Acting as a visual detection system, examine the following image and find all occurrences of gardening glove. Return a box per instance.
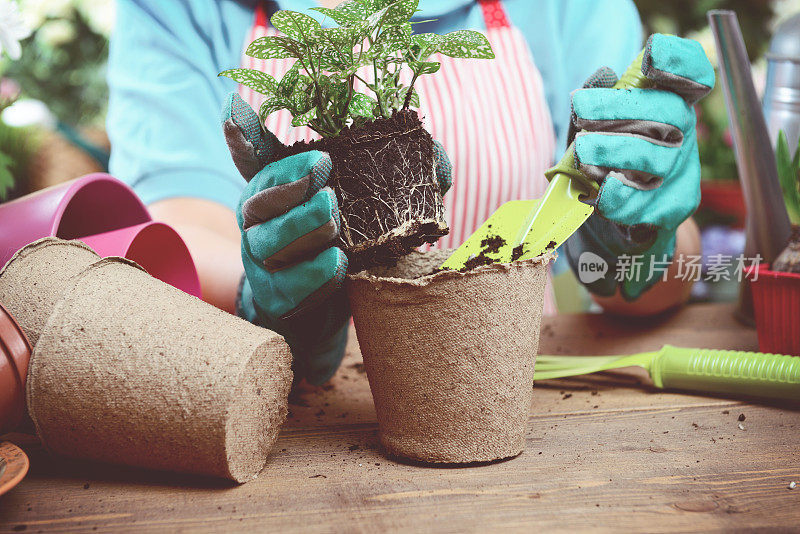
[223,93,453,384]
[562,34,715,300]
[223,92,348,385]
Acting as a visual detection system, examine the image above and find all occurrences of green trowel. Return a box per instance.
[535,345,800,402]
[440,52,649,271]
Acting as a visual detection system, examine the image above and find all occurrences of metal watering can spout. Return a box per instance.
[708,10,792,322]
[763,13,800,150]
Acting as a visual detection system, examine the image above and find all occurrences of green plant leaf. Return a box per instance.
[371,23,412,57]
[0,152,14,201]
[348,93,378,117]
[271,10,321,41]
[435,30,494,59]
[277,64,303,97]
[410,60,440,75]
[336,0,370,20]
[292,108,317,127]
[368,0,418,29]
[310,7,359,25]
[218,68,278,96]
[793,135,800,171]
[260,98,289,121]
[246,35,301,59]
[776,130,800,224]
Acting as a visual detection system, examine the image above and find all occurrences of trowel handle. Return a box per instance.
[651,345,800,401]
[544,51,651,197]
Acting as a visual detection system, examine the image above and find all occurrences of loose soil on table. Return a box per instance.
[280,110,447,272]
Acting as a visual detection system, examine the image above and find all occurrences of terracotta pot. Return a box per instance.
[0,302,31,434]
[750,263,800,356]
[347,249,553,464]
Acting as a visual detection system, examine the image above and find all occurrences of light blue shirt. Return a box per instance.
[107,0,642,210]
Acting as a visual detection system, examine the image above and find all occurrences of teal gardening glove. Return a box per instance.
[222,93,452,384]
[563,34,715,300]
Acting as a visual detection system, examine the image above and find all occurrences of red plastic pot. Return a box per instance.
[700,180,747,228]
[749,263,800,356]
[0,302,31,434]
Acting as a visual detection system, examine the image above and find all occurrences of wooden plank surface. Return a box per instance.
[1,303,798,532]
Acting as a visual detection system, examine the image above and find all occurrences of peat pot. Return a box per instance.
[0,238,293,482]
[347,249,553,463]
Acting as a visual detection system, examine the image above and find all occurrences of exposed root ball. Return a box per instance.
[282,110,448,271]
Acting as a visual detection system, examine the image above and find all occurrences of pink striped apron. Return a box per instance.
[239,0,557,313]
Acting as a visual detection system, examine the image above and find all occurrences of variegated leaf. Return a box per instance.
[246,35,300,59]
[277,66,300,98]
[309,7,359,25]
[271,10,321,41]
[292,108,317,127]
[259,98,288,121]
[218,68,278,96]
[371,23,411,57]
[336,0,370,20]
[411,60,439,75]
[434,30,494,59]
[349,93,377,117]
[379,0,418,28]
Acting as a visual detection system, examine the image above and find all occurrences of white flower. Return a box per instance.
[0,0,32,60]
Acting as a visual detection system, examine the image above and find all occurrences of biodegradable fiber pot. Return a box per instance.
[347,249,553,464]
[0,238,293,482]
[282,110,448,271]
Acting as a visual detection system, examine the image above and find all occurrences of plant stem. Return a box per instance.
[404,72,419,109]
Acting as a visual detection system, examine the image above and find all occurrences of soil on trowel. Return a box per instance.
[279,110,447,272]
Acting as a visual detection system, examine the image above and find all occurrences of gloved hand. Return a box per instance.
[562,34,715,300]
[222,93,452,384]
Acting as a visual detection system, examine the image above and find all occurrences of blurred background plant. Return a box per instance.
[0,0,38,201]
[632,0,800,303]
[0,0,113,199]
[4,0,113,128]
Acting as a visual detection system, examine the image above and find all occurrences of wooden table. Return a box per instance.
[1,303,798,532]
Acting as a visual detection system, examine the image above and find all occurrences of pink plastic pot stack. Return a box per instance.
[0,174,201,298]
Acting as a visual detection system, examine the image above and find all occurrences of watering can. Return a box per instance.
[763,12,800,151]
[708,10,793,322]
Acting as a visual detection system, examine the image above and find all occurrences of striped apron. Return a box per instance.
[239,0,557,313]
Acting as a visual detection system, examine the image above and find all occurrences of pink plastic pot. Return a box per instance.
[0,174,150,269]
[80,223,202,298]
[0,302,31,434]
[0,174,201,298]
[749,263,800,356]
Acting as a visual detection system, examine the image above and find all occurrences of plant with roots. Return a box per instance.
[220,0,494,137]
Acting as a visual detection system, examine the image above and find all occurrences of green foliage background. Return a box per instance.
[3,6,108,127]
[634,0,777,181]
